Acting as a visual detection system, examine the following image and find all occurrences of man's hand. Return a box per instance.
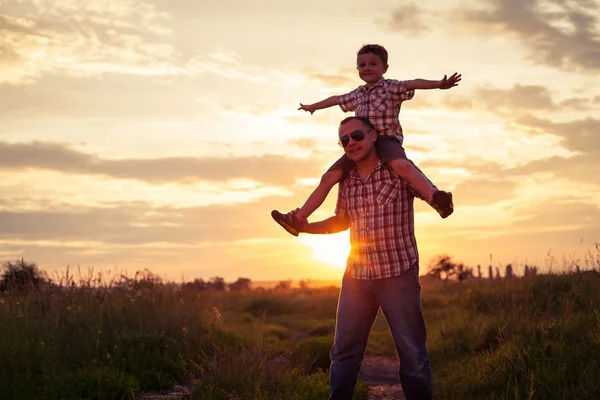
[298,103,317,114]
[439,73,461,90]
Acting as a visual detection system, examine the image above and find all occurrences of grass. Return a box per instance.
[0,262,599,399]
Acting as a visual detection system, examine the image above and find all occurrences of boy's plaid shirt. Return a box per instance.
[337,78,415,142]
[335,162,419,280]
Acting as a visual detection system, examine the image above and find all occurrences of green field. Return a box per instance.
[1,261,599,399]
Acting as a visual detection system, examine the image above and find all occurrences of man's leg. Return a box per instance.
[375,267,433,400]
[329,274,379,400]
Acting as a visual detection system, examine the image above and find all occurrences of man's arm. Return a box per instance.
[298,96,339,114]
[406,73,461,91]
[302,215,350,234]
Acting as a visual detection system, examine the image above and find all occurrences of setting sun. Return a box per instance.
[299,231,351,269]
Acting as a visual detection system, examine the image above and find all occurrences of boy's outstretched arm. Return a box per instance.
[406,73,461,91]
[302,215,350,234]
[298,95,339,114]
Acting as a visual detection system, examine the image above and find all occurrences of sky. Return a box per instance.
[0,0,599,283]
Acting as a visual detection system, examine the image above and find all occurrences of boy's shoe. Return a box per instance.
[271,210,301,237]
[431,191,453,219]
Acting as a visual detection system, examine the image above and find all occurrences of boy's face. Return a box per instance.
[357,53,388,86]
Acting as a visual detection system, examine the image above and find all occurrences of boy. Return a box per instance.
[272,44,461,236]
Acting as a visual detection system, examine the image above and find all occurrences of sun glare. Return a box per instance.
[299,231,351,269]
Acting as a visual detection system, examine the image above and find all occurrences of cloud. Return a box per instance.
[469,115,599,186]
[458,0,600,73]
[287,137,320,150]
[196,50,303,86]
[452,178,518,206]
[381,0,600,73]
[515,115,600,153]
[446,84,595,115]
[300,69,358,90]
[0,0,199,84]
[0,141,324,185]
[0,179,336,245]
[377,2,428,36]
[511,197,600,230]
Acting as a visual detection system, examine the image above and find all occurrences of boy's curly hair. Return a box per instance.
[357,44,388,65]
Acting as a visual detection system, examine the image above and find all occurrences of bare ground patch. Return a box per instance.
[359,356,405,400]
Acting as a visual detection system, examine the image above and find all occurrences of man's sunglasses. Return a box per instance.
[338,130,366,147]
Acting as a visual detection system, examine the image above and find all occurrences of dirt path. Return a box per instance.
[359,356,405,400]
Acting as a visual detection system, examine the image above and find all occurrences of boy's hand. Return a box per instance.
[298,103,317,114]
[439,73,462,90]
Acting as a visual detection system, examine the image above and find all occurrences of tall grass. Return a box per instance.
[423,272,600,399]
[1,261,599,399]
[0,270,365,399]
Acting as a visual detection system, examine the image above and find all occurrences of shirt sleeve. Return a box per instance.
[389,79,415,102]
[335,179,348,219]
[337,87,361,113]
[385,165,424,201]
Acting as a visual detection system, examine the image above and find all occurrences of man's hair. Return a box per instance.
[339,116,375,131]
[357,44,388,65]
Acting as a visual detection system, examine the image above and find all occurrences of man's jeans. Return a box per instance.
[329,266,433,400]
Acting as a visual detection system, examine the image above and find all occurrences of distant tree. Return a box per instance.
[274,279,292,291]
[495,267,501,280]
[524,264,529,276]
[488,265,494,281]
[208,276,226,291]
[228,277,252,291]
[456,263,474,282]
[0,259,49,292]
[477,264,482,279]
[183,278,207,291]
[298,279,312,291]
[428,255,456,281]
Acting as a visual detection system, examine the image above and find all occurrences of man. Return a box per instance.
[289,116,433,400]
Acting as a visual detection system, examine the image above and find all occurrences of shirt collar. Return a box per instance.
[348,160,385,180]
[360,78,386,92]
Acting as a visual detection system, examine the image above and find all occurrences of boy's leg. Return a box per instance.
[271,155,353,236]
[375,266,433,400]
[387,159,435,201]
[329,274,380,400]
[375,136,453,218]
[271,169,342,236]
[297,168,344,221]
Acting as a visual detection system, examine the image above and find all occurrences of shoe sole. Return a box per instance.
[440,193,453,218]
[433,193,454,219]
[271,210,299,236]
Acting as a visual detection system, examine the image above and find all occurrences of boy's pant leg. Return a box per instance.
[375,135,437,190]
[329,274,379,400]
[374,266,433,400]
[327,154,356,181]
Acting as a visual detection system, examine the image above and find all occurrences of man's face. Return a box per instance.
[357,53,388,86]
[339,119,377,163]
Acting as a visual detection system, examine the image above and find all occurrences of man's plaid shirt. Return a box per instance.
[337,78,415,143]
[335,161,419,280]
